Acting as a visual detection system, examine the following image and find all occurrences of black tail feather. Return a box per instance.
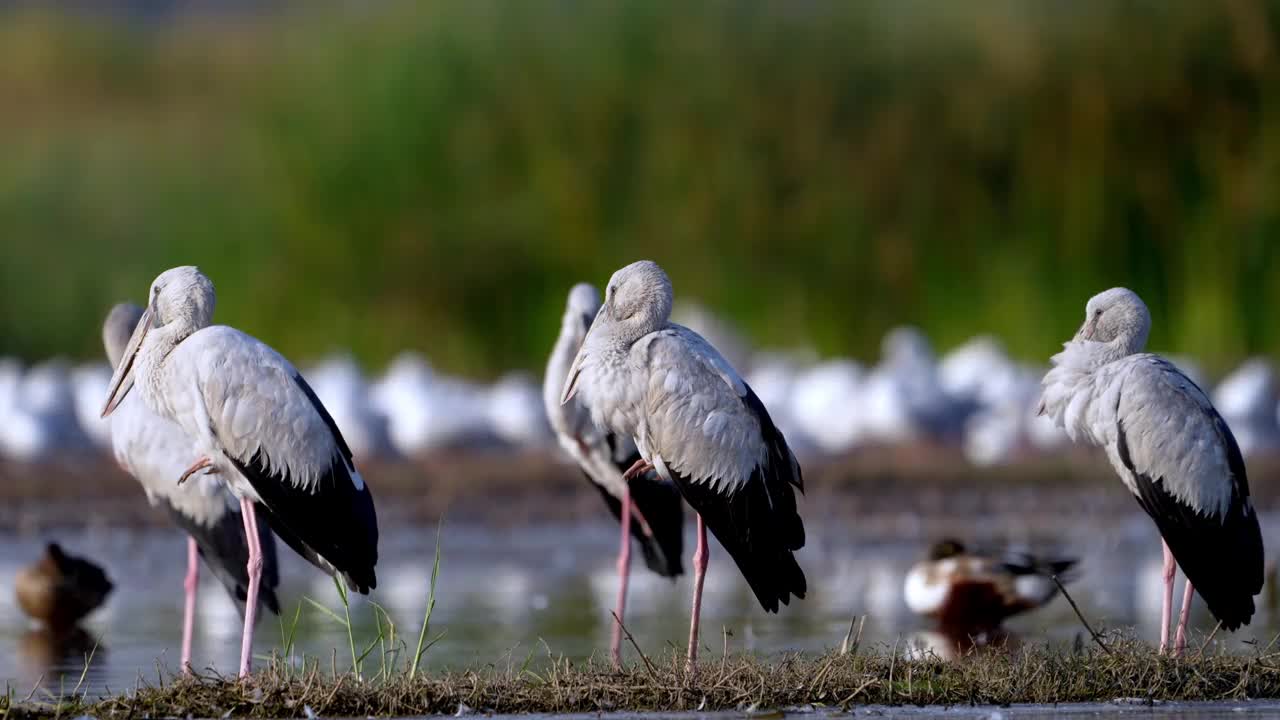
[674,471,806,612]
[229,450,379,594]
[667,382,806,613]
[589,466,684,578]
[224,373,380,595]
[1133,477,1263,631]
[166,501,282,617]
[1119,420,1264,631]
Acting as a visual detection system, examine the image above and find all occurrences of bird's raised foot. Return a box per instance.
[622,458,654,482]
[178,456,215,485]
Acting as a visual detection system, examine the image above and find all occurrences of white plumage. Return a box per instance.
[543,282,684,666]
[560,260,805,672]
[1041,336,1234,518]
[1039,287,1263,651]
[102,302,280,671]
[145,325,357,495]
[101,266,378,678]
[544,283,626,494]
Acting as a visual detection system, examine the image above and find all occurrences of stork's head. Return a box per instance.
[599,260,673,330]
[101,266,216,417]
[559,260,673,405]
[1075,287,1150,355]
[149,266,216,331]
[564,282,601,335]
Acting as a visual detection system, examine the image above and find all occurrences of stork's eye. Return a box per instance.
[1094,309,1103,317]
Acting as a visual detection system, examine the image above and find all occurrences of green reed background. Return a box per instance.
[2,1,1279,375]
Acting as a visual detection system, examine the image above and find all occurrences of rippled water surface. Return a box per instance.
[2,507,1279,702]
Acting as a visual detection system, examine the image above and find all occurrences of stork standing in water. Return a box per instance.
[103,302,281,672]
[544,282,684,668]
[561,261,805,672]
[101,267,379,677]
[1039,288,1264,653]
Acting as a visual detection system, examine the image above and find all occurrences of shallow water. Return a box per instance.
[1,510,1278,700]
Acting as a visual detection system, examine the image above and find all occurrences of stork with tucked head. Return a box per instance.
[561,260,806,674]
[103,302,281,674]
[1039,287,1264,653]
[544,282,684,668]
[102,266,378,678]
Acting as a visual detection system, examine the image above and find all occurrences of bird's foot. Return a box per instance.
[622,458,654,481]
[178,456,214,485]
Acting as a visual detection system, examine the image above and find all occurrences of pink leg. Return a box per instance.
[1159,540,1176,654]
[686,515,708,675]
[609,486,632,669]
[181,537,199,674]
[1174,579,1195,654]
[238,498,263,678]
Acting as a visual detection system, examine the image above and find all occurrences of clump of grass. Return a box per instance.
[11,635,1280,718]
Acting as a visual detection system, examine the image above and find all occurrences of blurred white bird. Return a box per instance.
[1213,358,1280,457]
[369,353,492,455]
[486,372,552,449]
[790,359,866,454]
[307,354,395,462]
[71,363,113,449]
[0,360,91,461]
[861,327,972,444]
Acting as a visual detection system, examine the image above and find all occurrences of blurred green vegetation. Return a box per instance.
[2,1,1280,376]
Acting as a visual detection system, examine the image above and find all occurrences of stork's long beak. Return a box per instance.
[101,303,153,418]
[560,345,587,406]
[561,305,605,406]
[1073,316,1097,342]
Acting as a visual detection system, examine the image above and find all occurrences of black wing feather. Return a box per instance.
[1118,415,1264,631]
[586,436,685,578]
[668,382,806,613]
[228,373,379,594]
[163,499,281,617]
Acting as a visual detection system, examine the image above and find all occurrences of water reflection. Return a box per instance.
[1,511,1277,698]
[16,626,103,687]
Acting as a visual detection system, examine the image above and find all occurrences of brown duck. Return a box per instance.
[15,543,114,629]
[903,539,1076,638]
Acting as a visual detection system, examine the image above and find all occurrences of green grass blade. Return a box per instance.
[410,519,445,680]
[332,576,359,679]
[303,596,348,627]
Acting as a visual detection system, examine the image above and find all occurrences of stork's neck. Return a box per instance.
[1093,330,1146,367]
[134,318,199,417]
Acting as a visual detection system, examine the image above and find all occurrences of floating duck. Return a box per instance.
[903,539,1076,639]
[15,543,114,630]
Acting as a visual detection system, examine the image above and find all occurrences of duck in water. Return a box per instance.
[15,543,113,630]
[904,539,1076,650]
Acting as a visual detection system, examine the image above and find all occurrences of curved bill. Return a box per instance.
[101,304,153,417]
[559,348,585,406]
[561,302,606,406]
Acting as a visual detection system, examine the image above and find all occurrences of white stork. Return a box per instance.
[101,266,378,677]
[561,261,805,672]
[103,302,281,673]
[543,282,684,668]
[1039,287,1264,653]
